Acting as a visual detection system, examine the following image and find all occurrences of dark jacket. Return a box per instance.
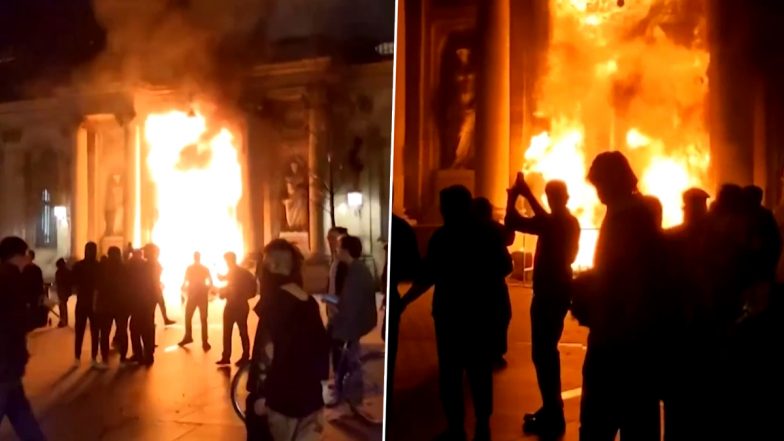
[332,260,378,342]
[72,258,100,310]
[257,285,330,418]
[97,258,129,315]
[224,266,257,307]
[0,263,31,383]
[55,267,72,299]
[22,263,44,308]
[126,257,157,309]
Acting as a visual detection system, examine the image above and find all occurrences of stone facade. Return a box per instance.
[0,58,392,282]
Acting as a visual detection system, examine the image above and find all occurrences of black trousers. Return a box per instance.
[222,302,250,360]
[579,338,660,441]
[530,294,569,412]
[434,318,493,437]
[184,294,209,343]
[130,304,156,361]
[57,294,69,326]
[0,380,46,441]
[245,393,273,441]
[74,304,97,360]
[493,285,512,359]
[113,312,130,360]
[94,312,113,362]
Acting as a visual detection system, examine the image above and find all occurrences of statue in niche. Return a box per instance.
[282,157,309,232]
[436,33,476,169]
[104,173,124,236]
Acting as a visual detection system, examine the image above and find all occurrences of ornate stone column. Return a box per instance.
[393,0,406,215]
[308,87,327,257]
[475,0,511,214]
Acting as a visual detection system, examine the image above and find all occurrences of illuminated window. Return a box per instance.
[36,189,57,248]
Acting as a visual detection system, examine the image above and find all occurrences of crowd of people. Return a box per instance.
[0,225,381,441]
[390,150,784,441]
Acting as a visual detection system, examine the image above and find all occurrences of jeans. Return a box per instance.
[0,380,46,441]
[222,302,250,360]
[530,295,569,412]
[130,304,156,362]
[335,340,361,402]
[268,408,323,441]
[74,305,97,360]
[184,294,208,344]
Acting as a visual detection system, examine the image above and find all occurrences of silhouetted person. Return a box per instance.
[402,185,512,441]
[145,245,175,326]
[473,197,514,370]
[22,250,47,330]
[326,226,349,373]
[505,175,579,436]
[742,185,782,294]
[386,214,421,418]
[0,236,47,441]
[94,247,126,369]
[179,252,213,351]
[128,247,157,366]
[247,239,329,441]
[217,252,256,367]
[642,195,663,230]
[660,188,713,441]
[55,258,72,328]
[330,235,378,401]
[71,242,101,366]
[572,152,664,441]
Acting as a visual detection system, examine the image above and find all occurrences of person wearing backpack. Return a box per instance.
[217,252,257,367]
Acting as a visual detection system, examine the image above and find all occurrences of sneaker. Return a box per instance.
[235,357,250,367]
[95,362,109,371]
[73,358,80,368]
[164,319,176,326]
[215,358,231,366]
[178,338,193,347]
[522,408,565,436]
[202,342,211,352]
[90,360,100,369]
[58,322,68,328]
[127,354,143,364]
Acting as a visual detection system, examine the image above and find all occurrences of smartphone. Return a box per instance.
[322,294,340,305]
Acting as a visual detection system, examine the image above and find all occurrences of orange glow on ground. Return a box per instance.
[522,0,710,270]
[144,109,245,311]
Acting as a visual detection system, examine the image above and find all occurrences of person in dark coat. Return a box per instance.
[572,152,665,441]
[55,258,72,328]
[216,252,256,367]
[71,242,101,366]
[95,247,126,368]
[402,185,512,441]
[325,226,349,374]
[127,247,158,366]
[505,175,580,436]
[0,237,46,441]
[473,197,514,369]
[21,250,44,312]
[247,238,329,441]
[386,214,421,420]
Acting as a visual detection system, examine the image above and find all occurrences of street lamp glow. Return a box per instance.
[347,191,363,209]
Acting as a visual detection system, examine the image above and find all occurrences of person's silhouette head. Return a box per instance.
[56,258,67,270]
[643,195,663,229]
[472,197,493,222]
[587,152,638,206]
[683,187,709,225]
[224,252,237,268]
[545,180,569,211]
[327,227,349,255]
[262,239,303,281]
[0,236,30,271]
[131,248,142,260]
[440,185,473,224]
[715,184,744,213]
[193,252,201,264]
[84,242,98,261]
[107,246,122,262]
[338,235,363,264]
[742,185,764,208]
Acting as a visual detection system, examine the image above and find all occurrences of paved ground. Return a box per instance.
[389,282,590,441]
[1,296,384,441]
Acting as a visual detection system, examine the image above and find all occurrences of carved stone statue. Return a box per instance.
[436,38,476,170]
[282,159,309,231]
[104,173,124,236]
[452,47,476,169]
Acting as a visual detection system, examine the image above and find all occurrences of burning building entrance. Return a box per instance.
[394,0,784,270]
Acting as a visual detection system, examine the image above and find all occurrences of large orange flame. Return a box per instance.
[522,0,710,269]
[144,109,245,311]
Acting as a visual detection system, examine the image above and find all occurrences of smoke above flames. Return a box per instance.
[76,0,269,94]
